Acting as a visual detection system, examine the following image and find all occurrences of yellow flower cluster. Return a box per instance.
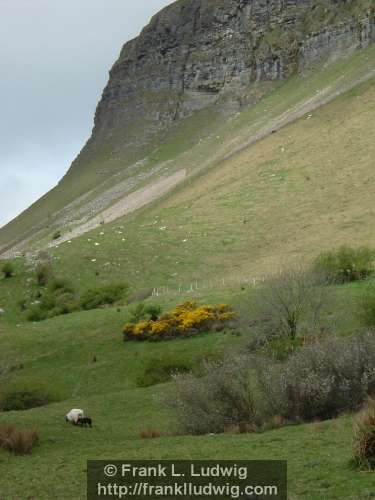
[123,301,235,342]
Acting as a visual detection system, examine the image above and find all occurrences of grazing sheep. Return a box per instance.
[65,408,84,424]
[77,417,92,428]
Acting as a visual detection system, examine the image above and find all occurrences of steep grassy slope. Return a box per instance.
[28,49,375,294]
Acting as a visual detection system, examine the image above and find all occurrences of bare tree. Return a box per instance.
[251,267,329,340]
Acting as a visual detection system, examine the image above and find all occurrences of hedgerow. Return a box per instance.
[165,334,375,435]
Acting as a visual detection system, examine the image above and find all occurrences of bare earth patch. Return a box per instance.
[49,170,186,246]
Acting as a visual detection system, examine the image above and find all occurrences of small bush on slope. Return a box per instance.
[35,261,54,286]
[164,355,261,435]
[25,277,78,321]
[0,424,39,455]
[250,268,330,341]
[52,230,61,240]
[1,261,14,279]
[128,302,162,324]
[357,285,375,328]
[353,398,375,469]
[313,246,374,284]
[79,283,128,310]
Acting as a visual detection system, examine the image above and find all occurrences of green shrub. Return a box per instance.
[128,302,162,323]
[0,386,53,411]
[46,293,79,318]
[18,299,27,311]
[145,304,162,321]
[25,278,78,321]
[79,283,128,310]
[26,305,48,322]
[353,398,375,469]
[313,246,374,284]
[35,262,53,286]
[128,303,148,323]
[47,277,74,294]
[52,230,61,240]
[357,286,375,328]
[1,261,14,279]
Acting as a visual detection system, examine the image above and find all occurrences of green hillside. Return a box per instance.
[38,48,375,292]
[0,259,374,498]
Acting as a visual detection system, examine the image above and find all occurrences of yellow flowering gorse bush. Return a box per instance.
[123,301,235,341]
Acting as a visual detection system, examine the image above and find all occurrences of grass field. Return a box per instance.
[0,257,374,499]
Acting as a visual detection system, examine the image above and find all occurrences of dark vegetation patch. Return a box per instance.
[52,230,61,240]
[1,261,15,279]
[0,384,56,412]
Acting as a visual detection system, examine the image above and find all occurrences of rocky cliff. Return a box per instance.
[71,0,374,168]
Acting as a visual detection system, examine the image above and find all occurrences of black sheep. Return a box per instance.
[77,416,93,428]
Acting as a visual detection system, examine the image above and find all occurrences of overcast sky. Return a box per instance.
[0,0,173,228]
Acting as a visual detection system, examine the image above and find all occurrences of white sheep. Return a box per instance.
[65,408,84,425]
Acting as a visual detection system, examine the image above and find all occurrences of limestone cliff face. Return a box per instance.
[75,0,374,164]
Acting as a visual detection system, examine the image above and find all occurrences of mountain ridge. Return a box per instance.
[0,0,374,257]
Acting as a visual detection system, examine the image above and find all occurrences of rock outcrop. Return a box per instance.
[72,0,374,166]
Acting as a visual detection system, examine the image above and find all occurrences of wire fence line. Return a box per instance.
[151,274,272,297]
